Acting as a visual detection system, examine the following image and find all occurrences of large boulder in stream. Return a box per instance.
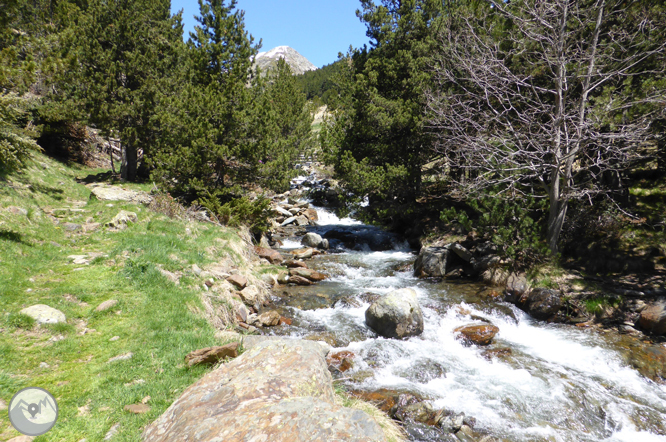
[144,339,387,442]
[516,288,563,321]
[365,288,424,339]
[414,246,454,278]
[638,298,666,335]
[301,232,328,250]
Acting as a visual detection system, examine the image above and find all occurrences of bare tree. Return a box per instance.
[426,0,666,253]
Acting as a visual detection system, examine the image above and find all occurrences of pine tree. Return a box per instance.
[63,0,183,181]
[323,0,444,209]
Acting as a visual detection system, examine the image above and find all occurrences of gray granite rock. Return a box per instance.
[143,339,386,442]
[19,304,66,324]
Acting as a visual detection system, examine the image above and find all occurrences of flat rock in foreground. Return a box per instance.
[143,339,386,442]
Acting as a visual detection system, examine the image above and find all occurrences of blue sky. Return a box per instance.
[170,0,371,68]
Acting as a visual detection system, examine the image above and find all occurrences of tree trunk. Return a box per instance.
[547,185,568,255]
[121,142,137,182]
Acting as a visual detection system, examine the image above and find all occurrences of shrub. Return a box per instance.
[198,192,271,235]
[440,194,550,268]
[0,92,40,172]
[149,192,186,219]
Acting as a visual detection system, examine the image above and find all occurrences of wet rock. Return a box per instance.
[285,259,308,268]
[414,247,452,278]
[399,359,447,383]
[404,422,455,441]
[289,275,313,286]
[334,297,363,308]
[226,274,247,290]
[436,412,465,433]
[391,394,436,424]
[19,304,66,324]
[454,325,499,346]
[505,273,530,302]
[143,339,386,442]
[481,347,513,361]
[517,288,563,321]
[185,342,240,366]
[254,247,283,264]
[277,272,290,284]
[638,298,666,335]
[96,299,118,312]
[302,232,326,249]
[291,248,314,259]
[257,311,281,327]
[105,210,137,229]
[365,288,424,339]
[289,268,328,282]
[305,208,319,222]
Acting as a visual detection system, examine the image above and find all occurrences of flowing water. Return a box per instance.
[270,205,666,442]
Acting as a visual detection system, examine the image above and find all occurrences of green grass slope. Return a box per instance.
[0,154,245,441]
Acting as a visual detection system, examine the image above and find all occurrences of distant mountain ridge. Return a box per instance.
[254,46,317,76]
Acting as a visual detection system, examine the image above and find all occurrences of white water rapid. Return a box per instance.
[275,206,666,442]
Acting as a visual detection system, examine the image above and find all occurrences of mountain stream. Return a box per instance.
[268,204,666,442]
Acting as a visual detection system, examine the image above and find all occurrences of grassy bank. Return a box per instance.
[0,154,245,441]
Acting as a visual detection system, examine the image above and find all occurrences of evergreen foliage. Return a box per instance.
[294,60,343,106]
[0,92,40,172]
[322,0,444,209]
[61,0,184,181]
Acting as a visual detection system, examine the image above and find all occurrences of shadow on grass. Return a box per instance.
[27,182,65,200]
[77,171,116,184]
[0,229,29,244]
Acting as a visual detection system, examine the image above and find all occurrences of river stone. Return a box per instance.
[302,232,324,249]
[291,248,314,259]
[281,216,297,226]
[239,286,259,305]
[273,206,292,217]
[285,259,308,269]
[19,304,66,324]
[257,311,281,327]
[454,324,499,346]
[289,268,327,282]
[519,288,563,320]
[289,275,313,286]
[365,288,424,339]
[505,273,530,302]
[143,339,387,442]
[414,246,451,278]
[254,246,283,264]
[305,208,319,222]
[295,215,310,226]
[638,298,666,335]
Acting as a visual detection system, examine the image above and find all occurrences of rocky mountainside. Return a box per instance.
[254,46,317,76]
